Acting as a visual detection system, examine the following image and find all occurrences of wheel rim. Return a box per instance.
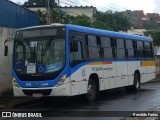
[136,80,139,88]
[88,84,95,97]
[135,75,140,89]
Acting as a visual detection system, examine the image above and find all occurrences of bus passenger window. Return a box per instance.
[144,42,152,58]
[101,37,113,59]
[125,40,135,58]
[87,35,100,59]
[137,41,144,58]
[116,39,125,59]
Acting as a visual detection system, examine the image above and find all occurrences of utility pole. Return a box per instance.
[58,0,60,23]
[46,0,51,24]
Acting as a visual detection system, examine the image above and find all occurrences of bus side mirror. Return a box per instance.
[70,41,78,52]
[4,45,8,56]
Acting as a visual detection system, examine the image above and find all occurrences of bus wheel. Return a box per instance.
[86,79,97,102]
[132,73,141,92]
[125,73,140,92]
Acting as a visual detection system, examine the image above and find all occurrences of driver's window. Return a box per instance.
[70,41,82,62]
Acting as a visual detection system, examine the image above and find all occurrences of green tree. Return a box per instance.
[144,30,160,46]
[50,9,92,27]
[23,0,56,7]
[24,0,46,7]
[68,14,92,27]
[93,11,131,31]
[92,11,111,30]
[36,10,47,25]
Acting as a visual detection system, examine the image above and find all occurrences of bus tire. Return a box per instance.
[86,79,97,102]
[132,73,141,92]
[125,73,140,92]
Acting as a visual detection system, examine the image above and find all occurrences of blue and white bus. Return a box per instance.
[9,24,155,101]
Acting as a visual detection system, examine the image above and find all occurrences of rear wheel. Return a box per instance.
[86,79,97,102]
[132,73,141,92]
[125,73,140,92]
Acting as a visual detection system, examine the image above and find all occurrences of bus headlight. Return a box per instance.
[55,74,67,87]
[12,77,20,88]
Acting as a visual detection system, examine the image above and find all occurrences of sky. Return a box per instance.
[10,0,160,14]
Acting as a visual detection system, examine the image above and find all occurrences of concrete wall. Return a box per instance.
[0,27,16,93]
[29,7,96,19]
[120,29,146,36]
[29,7,46,12]
[60,7,96,19]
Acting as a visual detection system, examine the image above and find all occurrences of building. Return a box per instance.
[0,0,39,93]
[126,29,146,36]
[121,10,160,28]
[155,47,160,75]
[120,29,146,36]
[27,6,96,19]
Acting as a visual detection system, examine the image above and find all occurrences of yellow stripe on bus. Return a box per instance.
[141,61,155,67]
[88,62,112,65]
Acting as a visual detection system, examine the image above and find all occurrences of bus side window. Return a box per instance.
[110,38,116,58]
[125,40,135,59]
[70,41,83,60]
[86,35,100,59]
[150,42,154,58]
[137,41,144,58]
[144,42,152,58]
[100,37,113,59]
[116,38,125,59]
[69,31,84,67]
[144,42,151,58]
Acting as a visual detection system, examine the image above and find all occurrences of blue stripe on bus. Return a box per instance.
[66,24,152,41]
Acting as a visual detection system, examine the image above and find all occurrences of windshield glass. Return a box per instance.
[14,28,66,75]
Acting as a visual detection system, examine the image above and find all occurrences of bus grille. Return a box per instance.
[22,89,52,96]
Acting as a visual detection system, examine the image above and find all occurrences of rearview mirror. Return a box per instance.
[4,38,13,56]
[4,45,8,56]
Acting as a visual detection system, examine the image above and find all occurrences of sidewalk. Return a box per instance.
[145,77,160,84]
[0,90,36,109]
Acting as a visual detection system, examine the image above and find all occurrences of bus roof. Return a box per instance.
[17,24,152,41]
[66,24,152,41]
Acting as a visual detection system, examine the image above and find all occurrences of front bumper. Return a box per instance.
[13,82,71,97]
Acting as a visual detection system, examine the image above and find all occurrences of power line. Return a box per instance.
[64,0,159,31]
[57,0,131,31]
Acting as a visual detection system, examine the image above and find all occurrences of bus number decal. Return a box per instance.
[91,67,103,71]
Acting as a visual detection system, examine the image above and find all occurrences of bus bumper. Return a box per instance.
[13,82,71,97]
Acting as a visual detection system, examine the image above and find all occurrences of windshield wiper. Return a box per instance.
[15,39,25,42]
[42,39,52,56]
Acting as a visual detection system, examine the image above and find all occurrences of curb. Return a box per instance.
[0,97,36,109]
[145,78,160,84]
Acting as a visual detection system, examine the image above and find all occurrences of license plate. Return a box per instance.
[32,93,43,97]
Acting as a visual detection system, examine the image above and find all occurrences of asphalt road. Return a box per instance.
[2,81,160,120]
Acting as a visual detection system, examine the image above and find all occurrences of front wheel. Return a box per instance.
[86,79,97,102]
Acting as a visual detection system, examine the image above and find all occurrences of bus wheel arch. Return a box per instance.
[86,73,100,102]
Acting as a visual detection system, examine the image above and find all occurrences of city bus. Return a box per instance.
[6,24,155,101]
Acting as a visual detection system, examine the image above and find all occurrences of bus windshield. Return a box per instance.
[14,27,66,76]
